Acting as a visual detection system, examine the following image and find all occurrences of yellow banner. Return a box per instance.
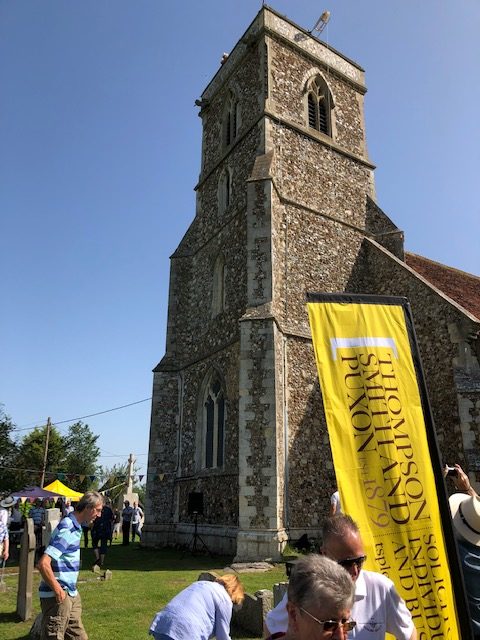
[307,298,460,640]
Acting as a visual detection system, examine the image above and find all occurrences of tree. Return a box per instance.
[10,420,100,490]
[13,424,64,488]
[97,462,129,504]
[0,406,19,494]
[62,422,100,491]
[98,461,145,507]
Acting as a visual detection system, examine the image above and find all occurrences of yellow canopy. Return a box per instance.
[43,480,84,501]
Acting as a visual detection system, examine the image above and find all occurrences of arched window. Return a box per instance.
[223,91,239,148]
[203,375,225,469]
[217,167,232,215]
[212,254,226,317]
[306,76,333,136]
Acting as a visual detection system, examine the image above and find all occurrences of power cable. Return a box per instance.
[12,397,152,432]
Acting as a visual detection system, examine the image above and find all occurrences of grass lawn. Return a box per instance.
[0,541,287,639]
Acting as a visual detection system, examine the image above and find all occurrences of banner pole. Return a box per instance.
[402,300,473,640]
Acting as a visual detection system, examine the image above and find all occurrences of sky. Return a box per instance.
[1,1,479,480]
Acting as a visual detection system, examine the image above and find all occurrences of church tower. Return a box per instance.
[143,5,388,559]
[143,6,479,560]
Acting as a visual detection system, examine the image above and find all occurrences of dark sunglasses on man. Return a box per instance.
[299,607,357,632]
[337,554,367,570]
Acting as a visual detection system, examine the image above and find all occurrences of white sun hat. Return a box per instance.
[449,493,480,547]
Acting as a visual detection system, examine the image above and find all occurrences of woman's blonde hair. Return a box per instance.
[216,574,245,605]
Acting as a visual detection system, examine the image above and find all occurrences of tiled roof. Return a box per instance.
[406,252,480,320]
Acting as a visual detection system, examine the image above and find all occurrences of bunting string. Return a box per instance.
[0,464,150,484]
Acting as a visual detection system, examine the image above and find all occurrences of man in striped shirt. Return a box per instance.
[37,491,103,640]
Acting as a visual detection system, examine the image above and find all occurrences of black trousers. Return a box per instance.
[122,520,130,545]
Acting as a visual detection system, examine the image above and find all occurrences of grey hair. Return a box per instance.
[76,491,104,512]
[322,514,359,545]
[288,554,354,612]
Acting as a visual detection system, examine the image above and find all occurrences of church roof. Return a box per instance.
[405,252,480,320]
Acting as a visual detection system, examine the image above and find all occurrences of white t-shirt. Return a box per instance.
[330,490,342,514]
[132,507,144,525]
[266,570,414,640]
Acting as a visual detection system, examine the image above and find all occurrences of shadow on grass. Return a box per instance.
[0,610,31,638]
[80,542,234,573]
[0,611,22,623]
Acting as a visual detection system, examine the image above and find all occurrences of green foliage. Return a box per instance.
[98,461,145,506]
[0,410,101,491]
[0,406,19,494]
[62,422,100,491]
[97,462,129,502]
[19,500,32,517]
[14,424,64,488]
[135,482,146,506]
[281,543,302,558]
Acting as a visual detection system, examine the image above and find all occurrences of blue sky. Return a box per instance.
[1,1,479,479]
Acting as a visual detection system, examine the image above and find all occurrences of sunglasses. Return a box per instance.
[300,607,357,633]
[337,554,367,569]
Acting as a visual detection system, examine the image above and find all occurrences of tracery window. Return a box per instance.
[203,376,225,469]
[223,91,239,147]
[306,75,332,136]
[217,167,232,215]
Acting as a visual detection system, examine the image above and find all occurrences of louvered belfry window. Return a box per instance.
[307,76,331,136]
[318,100,328,134]
[308,93,317,128]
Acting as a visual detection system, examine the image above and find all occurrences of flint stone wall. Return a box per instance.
[145,5,480,558]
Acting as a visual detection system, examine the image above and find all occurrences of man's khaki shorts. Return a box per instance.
[40,593,88,640]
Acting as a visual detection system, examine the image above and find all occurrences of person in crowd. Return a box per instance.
[37,491,103,640]
[55,498,65,515]
[64,501,74,515]
[329,489,342,516]
[0,496,15,524]
[9,500,24,531]
[0,518,9,564]
[149,573,245,640]
[444,463,479,498]
[29,498,46,547]
[131,501,144,542]
[0,497,13,564]
[112,508,121,543]
[121,500,134,545]
[2,497,22,561]
[266,515,416,640]
[266,554,355,640]
[91,499,114,569]
[449,491,480,638]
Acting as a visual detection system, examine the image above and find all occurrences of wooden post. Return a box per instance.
[17,518,36,621]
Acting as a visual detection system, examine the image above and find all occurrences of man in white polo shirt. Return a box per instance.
[266,514,416,640]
